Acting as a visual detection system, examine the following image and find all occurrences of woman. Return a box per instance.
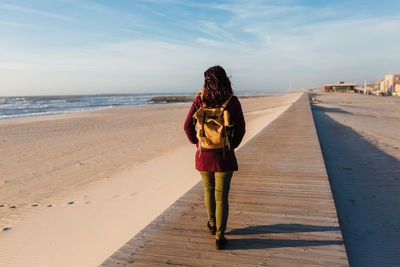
[184,65,245,249]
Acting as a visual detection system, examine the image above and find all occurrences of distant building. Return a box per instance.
[354,82,377,94]
[377,74,400,96]
[324,82,356,93]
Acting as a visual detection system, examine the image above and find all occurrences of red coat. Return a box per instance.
[184,95,246,172]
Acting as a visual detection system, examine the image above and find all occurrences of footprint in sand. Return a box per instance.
[47,204,53,207]
[68,201,74,205]
[32,204,39,207]
[9,205,16,209]
[3,227,11,231]
[0,204,4,207]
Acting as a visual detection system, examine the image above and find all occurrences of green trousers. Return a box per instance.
[199,171,233,240]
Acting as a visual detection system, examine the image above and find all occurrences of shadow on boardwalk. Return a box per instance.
[312,104,400,267]
[225,224,343,250]
[228,223,340,235]
[225,238,343,250]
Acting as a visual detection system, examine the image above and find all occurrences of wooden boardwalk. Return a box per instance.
[101,93,349,267]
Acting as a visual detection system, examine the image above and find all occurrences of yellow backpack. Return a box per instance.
[192,92,233,154]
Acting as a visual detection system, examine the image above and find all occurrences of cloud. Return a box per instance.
[0,3,75,22]
[1,0,399,95]
[68,0,114,14]
[197,21,242,44]
[0,19,36,28]
[0,40,219,94]
[209,1,307,19]
[135,3,175,20]
[195,37,225,47]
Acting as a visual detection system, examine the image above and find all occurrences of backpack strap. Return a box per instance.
[221,94,233,159]
[221,94,233,110]
[198,91,207,108]
[197,91,206,156]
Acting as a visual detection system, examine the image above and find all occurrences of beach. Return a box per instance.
[0,92,301,267]
[311,91,400,266]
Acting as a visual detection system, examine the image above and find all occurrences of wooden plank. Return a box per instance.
[100,93,349,266]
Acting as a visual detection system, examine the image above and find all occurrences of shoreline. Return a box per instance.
[0,92,302,267]
[0,93,299,121]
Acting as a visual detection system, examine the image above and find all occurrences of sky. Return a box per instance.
[0,0,399,96]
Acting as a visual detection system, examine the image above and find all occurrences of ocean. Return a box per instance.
[0,93,189,120]
[0,90,292,120]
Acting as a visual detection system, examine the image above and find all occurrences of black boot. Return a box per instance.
[207,222,216,235]
[216,237,227,250]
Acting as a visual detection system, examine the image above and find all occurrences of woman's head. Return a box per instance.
[202,65,233,105]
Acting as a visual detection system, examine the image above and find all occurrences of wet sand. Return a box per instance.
[311,91,400,266]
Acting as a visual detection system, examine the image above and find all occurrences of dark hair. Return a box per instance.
[202,65,233,106]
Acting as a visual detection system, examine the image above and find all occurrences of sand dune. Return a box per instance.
[0,93,301,267]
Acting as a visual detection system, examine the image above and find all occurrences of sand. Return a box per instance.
[0,92,301,267]
[311,91,400,266]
